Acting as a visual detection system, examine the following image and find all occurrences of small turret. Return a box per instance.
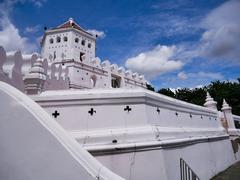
[204,92,217,110]
[23,58,46,94]
[221,99,232,111]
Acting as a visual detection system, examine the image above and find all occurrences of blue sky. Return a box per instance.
[0,0,239,90]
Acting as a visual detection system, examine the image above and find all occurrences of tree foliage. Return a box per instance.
[146,83,155,92]
[157,78,240,115]
[157,88,175,98]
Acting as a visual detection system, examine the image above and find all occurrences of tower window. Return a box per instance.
[56,37,61,43]
[80,52,85,61]
[75,38,79,43]
[53,51,56,60]
[111,75,121,88]
[64,36,68,42]
[50,38,54,44]
[88,43,91,48]
[90,75,97,87]
[81,40,85,46]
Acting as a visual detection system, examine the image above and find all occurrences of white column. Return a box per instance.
[221,99,236,132]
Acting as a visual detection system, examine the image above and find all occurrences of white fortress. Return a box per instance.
[26,17,147,92]
[0,18,239,180]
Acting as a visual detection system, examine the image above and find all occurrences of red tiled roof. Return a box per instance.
[53,18,93,36]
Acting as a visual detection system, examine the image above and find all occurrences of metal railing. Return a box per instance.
[180,158,200,180]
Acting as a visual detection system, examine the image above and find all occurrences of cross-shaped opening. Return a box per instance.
[157,107,160,114]
[88,108,96,116]
[52,110,60,118]
[124,105,132,112]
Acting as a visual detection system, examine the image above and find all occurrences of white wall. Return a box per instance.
[0,82,124,180]
[96,139,236,180]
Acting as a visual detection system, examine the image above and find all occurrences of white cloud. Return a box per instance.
[0,0,39,53]
[24,25,40,33]
[169,87,181,94]
[199,0,240,61]
[87,29,106,39]
[177,71,223,80]
[177,71,187,80]
[14,0,47,7]
[125,45,184,79]
[195,84,203,89]
[31,0,47,7]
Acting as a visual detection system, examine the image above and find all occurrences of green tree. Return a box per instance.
[157,88,175,98]
[146,83,155,92]
[208,80,240,115]
[156,78,240,115]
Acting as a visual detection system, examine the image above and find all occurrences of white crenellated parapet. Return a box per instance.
[117,67,125,87]
[139,75,144,80]
[23,57,70,94]
[54,64,62,81]
[101,60,111,69]
[50,63,57,80]
[91,57,101,68]
[43,62,70,91]
[118,67,125,74]
[0,47,40,92]
[3,51,21,79]
[204,92,217,110]
[3,50,25,91]
[61,65,69,81]
[0,45,146,92]
[110,64,118,73]
[0,47,11,83]
[132,72,139,79]
[21,53,39,76]
[41,58,49,75]
[125,70,132,78]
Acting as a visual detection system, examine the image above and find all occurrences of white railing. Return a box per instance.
[180,158,200,180]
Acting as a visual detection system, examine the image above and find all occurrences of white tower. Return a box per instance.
[41,18,96,64]
[39,18,146,90]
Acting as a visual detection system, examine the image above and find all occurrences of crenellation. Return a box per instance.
[101,60,111,69]
[125,70,132,77]
[61,65,69,81]
[0,18,146,93]
[118,67,125,74]
[21,53,39,76]
[4,51,25,91]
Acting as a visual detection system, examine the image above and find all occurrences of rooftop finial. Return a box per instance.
[204,91,217,110]
[69,17,74,26]
[221,99,232,111]
[206,92,211,99]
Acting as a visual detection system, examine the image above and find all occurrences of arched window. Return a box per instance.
[88,43,91,48]
[64,36,68,42]
[56,37,61,43]
[49,38,54,44]
[80,52,85,61]
[90,75,97,87]
[111,75,121,88]
[81,39,85,46]
[75,38,79,43]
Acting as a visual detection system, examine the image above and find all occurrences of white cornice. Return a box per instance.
[32,89,217,116]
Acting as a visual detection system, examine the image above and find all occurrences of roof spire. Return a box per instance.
[69,17,74,26]
[204,92,217,110]
[221,99,232,111]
